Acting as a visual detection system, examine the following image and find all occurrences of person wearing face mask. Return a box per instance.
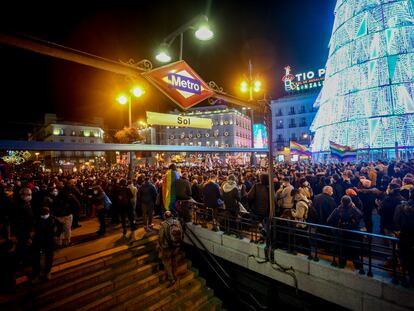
[32,207,57,280]
[298,178,313,201]
[11,187,34,267]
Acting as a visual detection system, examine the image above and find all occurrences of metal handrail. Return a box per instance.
[182,206,268,310]
[188,205,403,283]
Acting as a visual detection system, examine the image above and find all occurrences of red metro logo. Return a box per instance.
[142,60,214,110]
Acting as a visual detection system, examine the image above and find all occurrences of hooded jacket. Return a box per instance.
[222,180,241,214]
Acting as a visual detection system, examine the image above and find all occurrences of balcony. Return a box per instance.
[276,125,284,129]
[288,124,297,128]
[299,122,307,127]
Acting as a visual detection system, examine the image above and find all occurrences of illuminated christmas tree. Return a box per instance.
[310,0,414,153]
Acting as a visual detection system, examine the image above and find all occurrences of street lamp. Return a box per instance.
[116,86,145,179]
[302,133,312,147]
[239,60,262,165]
[116,86,145,127]
[155,14,214,63]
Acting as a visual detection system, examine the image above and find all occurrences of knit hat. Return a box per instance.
[345,188,357,197]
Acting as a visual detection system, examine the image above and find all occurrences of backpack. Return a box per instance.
[166,219,183,247]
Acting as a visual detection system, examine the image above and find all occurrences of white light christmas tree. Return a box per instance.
[310,0,414,152]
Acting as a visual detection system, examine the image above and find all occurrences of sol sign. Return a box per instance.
[146,111,213,129]
[142,60,214,110]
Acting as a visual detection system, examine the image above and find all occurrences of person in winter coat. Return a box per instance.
[394,188,414,287]
[222,175,241,235]
[53,185,78,247]
[91,186,106,235]
[291,191,310,228]
[32,207,57,280]
[114,179,137,236]
[175,172,192,201]
[276,177,294,214]
[356,178,379,233]
[400,177,414,201]
[297,177,313,201]
[327,195,363,269]
[312,186,336,225]
[138,176,157,231]
[248,174,272,222]
[191,175,203,203]
[11,187,34,265]
[203,174,223,231]
[377,183,403,236]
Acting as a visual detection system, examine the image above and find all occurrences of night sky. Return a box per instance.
[0,0,335,139]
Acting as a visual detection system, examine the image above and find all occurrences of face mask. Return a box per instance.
[41,214,50,220]
[93,190,98,195]
[52,190,58,196]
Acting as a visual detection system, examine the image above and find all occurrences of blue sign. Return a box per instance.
[168,73,201,94]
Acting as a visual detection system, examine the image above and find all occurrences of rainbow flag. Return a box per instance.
[329,141,356,162]
[162,169,180,211]
[290,141,311,156]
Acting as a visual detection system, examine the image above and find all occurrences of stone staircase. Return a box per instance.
[0,235,223,311]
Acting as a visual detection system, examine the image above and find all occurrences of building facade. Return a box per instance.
[271,93,319,152]
[165,105,252,148]
[29,114,105,170]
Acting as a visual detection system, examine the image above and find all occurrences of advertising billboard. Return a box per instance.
[253,124,268,148]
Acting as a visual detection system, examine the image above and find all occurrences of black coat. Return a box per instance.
[378,192,404,231]
[191,183,203,203]
[33,216,56,249]
[175,178,192,200]
[248,183,270,217]
[312,193,337,225]
[222,181,241,214]
[203,181,222,209]
[138,182,157,204]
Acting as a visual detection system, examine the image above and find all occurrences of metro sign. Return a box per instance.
[142,60,214,110]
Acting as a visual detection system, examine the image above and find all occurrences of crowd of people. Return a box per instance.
[0,158,414,291]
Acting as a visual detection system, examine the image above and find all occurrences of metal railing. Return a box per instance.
[271,217,401,283]
[186,205,404,284]
[177,201,268,310]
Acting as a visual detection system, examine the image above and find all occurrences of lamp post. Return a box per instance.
[302,133,311,146]
[116,86,145,179]
[155,14,214,63]
[240,60,262,166]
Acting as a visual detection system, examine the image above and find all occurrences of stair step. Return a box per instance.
[166,284,215,311]
[78,271,165,311]
[113,268,197,311]
[143,275,205,311]
[39,281,114,311]
[197,297,223,311]
[37,261,160,311]
[70,259,190,311]
[37,259,159,307]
